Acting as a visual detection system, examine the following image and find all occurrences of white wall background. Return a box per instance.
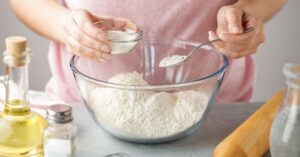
[0,0,299,101]
[0,0,50,91]
[252,0,300,101]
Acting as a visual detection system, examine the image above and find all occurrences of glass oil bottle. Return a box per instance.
[0,36,47,157]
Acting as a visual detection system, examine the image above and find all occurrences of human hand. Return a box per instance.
[209,5,265,59]
[61,9,137,62]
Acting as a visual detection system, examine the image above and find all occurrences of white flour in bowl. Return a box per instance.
[88,71,208,138]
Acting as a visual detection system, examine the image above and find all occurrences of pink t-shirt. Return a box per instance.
[46,0,255,103]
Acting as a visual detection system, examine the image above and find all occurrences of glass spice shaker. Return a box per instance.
[43,104,77,157]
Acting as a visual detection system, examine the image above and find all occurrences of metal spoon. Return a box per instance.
[159,27,255,68]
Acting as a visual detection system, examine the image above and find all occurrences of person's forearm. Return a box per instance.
[233,0,287,22]
[9,0,70,43]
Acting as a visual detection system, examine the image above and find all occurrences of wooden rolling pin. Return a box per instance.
[213,90,285,157]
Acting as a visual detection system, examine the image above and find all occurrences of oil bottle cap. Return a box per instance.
[46,104,73,124]
[5,36,27,56]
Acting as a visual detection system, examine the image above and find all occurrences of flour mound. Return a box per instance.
[88,72,208,138]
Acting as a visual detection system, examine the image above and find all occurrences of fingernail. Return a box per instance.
[100,45,111,52]
[231,26,242,34]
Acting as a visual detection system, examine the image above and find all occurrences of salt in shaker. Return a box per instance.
[43,104,77,157]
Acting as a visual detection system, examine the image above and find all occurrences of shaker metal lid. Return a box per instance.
[46,104,73,123]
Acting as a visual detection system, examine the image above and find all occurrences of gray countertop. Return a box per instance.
[73,102,271,157]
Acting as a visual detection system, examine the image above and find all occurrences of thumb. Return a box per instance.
[112,18,138,31]
[96,18,138,32]
[217,6,244,34]
[226,8,244,34]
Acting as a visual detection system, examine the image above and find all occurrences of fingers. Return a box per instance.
[71,10,107,41]
[225,7,243,34]
[64,35,98,61]
[219,31,255,45]
[124,19,139,31]
[247,15,264,37]
[209,29,265,59]
[63,31,112,62]
[214,5,265,59]
[61,9,139,62]
[209,31,225,48]
[64,16,111,53]
[104,16,138,31]
[95,17,138,31]
[217,6,244,34]
[61,9,112,62]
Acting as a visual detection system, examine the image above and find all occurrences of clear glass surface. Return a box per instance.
[0,50,47,157]
[43,122,77,156]
[70,39,228,143]
[270,63,300,157]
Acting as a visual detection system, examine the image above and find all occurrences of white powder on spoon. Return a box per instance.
[159,55,187,67]
[88,71,208,138]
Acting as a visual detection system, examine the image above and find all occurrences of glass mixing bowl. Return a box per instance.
[70,39,228,143]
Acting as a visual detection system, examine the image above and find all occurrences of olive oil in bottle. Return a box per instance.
[0,36,47,157]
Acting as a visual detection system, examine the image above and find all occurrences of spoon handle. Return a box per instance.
[243,27,255,33]
[187,38,220,57]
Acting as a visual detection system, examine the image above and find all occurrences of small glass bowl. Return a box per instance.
[94,21,143,54]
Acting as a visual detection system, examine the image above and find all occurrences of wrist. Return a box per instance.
[55,9,72,43]
[231,1,247,11]
[231,1,266,22]
[54,8,72,44]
